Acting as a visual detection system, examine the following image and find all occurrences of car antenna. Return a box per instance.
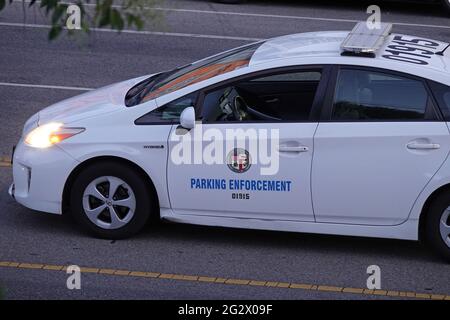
[436,43,450,56]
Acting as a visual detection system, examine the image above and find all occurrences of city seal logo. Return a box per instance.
[227,148,251,173]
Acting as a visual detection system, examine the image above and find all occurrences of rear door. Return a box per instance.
[312,66,450,225]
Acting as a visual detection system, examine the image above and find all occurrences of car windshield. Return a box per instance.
[125,41,265,107]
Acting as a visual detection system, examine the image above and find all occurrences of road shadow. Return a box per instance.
[5,205,446,264]
[136,220,441,263]
[0,179,442,265]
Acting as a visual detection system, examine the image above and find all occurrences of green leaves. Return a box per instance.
[40,0,58,14]
[0,0,161,40]
[51,4,67,24]
[124,13,143,30]
[110,9,124,30]
[132,16,144,30]
[49,25,62,40]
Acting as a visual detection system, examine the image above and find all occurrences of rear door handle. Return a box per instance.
[278,145,309,153]
[406,142,440,150]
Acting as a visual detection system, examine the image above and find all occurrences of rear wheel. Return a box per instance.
[70,161,154,239]
[424,191,450,262]
[443,0,450,14]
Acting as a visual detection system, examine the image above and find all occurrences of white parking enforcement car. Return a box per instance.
[9,22,450,261]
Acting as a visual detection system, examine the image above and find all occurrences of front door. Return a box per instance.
[167,67,328,221]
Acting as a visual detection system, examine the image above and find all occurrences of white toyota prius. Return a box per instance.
[9,22,450,261]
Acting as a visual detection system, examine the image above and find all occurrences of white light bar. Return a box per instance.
[341,22,393,56]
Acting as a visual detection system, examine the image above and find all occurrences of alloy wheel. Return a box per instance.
[82,176,136,229]
[439,207,450,248]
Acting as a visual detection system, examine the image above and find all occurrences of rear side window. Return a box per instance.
[445,93,450,109]
[430,81,450,120]
[332,69,430,121]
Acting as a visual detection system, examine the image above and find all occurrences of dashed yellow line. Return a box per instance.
[1,260,449,299]
[0,156,11,167]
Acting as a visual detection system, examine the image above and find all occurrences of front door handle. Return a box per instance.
[278,145,309,153]
[406,142,440,150]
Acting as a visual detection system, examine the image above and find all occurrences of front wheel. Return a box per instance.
[424,191,450,262]
[70,161,154,239]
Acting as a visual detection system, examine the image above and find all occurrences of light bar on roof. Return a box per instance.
[341,22,393,57]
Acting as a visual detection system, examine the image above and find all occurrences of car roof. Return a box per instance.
[249,31,450,82]
[155,29,450,106]
[250,31,348,63]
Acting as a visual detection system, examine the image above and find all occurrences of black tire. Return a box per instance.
[424,190,450,262]
[70,161,154,239]
[443,0,450,14]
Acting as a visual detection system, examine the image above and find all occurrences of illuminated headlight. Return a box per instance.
[25,122,85,148]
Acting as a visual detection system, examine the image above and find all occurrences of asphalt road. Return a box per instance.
[0,0,450,300]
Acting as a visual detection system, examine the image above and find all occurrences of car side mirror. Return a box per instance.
[180,107,196,130]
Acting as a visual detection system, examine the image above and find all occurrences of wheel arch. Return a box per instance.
[419,183,450,241]
[62,156,160,218]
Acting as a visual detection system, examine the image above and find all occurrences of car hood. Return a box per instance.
[37,75,151,125]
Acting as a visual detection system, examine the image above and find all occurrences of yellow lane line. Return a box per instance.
[0,260,448,300]
[0,156,11,167]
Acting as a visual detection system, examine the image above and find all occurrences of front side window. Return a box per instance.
[135,93,197,125]
[200,69,322,122]
[332,69,430,121]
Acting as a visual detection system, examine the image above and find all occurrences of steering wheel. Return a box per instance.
[231,95,249,121]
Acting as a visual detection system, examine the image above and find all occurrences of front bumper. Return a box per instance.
[10,140,79,214]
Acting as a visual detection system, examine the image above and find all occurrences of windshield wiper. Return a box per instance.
[135,63,193,102]
[126,63,195,106]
